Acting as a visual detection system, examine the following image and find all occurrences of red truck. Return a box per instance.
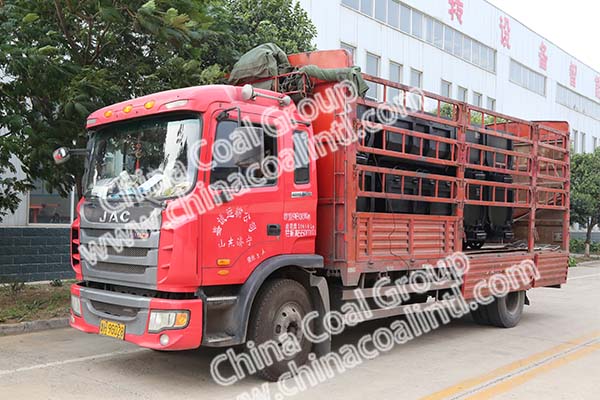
[58,49,570,380]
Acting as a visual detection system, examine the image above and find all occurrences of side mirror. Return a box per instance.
[53,147,71,165]
[231,127,264,167]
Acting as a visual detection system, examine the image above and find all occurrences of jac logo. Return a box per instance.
[98,210,131,223]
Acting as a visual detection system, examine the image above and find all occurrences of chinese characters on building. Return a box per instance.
[499,16,511,49]
[595,76,600,99]
[569,63,577,88]
[448,0,464,25]
[539,42,548,71]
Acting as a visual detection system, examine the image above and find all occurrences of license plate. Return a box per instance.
[99,320,126,340]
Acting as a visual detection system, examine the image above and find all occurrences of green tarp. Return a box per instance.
[298,65,369,98]
[229,43,369,99]
[229,43,292,90]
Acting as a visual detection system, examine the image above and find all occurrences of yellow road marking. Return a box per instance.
[464,342,600,399]
[419,331,600,400]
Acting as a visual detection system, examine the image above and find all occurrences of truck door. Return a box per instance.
[200,111,284,285]
[282,127,318,255]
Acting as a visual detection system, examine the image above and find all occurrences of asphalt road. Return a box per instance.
[1,263,599,400]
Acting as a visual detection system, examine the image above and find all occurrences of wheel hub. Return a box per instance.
[273,302,304,343]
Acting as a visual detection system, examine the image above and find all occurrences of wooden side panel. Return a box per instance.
[534,251,569,287]
[462,252,535,300]
[355,213,457,261]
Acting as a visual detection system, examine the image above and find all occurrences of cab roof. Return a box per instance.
[86,85,258,129]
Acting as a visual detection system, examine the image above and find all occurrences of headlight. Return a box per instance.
[148,310,190,333]
[71,295,81,316]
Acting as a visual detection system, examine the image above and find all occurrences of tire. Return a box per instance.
[484,291,525,328]
[470,304,491,325]
[247,279,313,381]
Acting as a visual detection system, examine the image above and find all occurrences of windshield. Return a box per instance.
[86,113,201,200]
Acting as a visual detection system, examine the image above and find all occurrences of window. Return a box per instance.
[444,26,454,52]
[342,0,359,9]
[343,1,496,73]
[433,20,443,48]
[593,137,598,151]
[462,36,472,62]
[341,42,356,63]
[28,180,75,224]
[556,84,600,121]
[581,132,586,153]
[425,16,434,43]
[375,0,386,22]
[412,10,423,38]
[400,4,411,32]
[293,131,310,184]
[387,0,399,27]
[509,59,546,96]
[441,80,452,98]
[458,86,468,102]
[388,62,403,104]
[473,92,483,107]
[410,68,422,88]
[360,0,373,16]
[453,32,463,56]
[480,47,488,70]
[472,41,480,65]
[573,130,579,153]
[487,97,496,111]
[366,52,381,99]
[211,121,278,186]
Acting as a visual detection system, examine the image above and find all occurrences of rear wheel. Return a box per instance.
[470,304,490,325]
[472,291,525,328]
[247,279,313,381]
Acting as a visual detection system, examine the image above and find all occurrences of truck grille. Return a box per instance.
[91,300,139,318]
[94,262,148,275]
[105,247,150,258]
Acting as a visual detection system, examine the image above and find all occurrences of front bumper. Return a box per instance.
[70,284,203,351]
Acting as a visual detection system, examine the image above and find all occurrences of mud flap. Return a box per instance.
[309,274,331,357]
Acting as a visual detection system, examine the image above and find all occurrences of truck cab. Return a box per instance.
[69,84,323,355]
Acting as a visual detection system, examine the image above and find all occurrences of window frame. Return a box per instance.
[410,68,423,89]
[458,86,468,102]
[441,80,452,98]
[366,51,382,100]
[340,42,356,63]
[27,182,76,226]
[473,92,483,107]
[210,119,279,188]
[293,131,311,185]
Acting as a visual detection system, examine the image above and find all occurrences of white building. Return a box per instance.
[1,0,598,232]
[299,0,599,154]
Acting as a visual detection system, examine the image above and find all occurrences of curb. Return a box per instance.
[0,317,70,336]
[577,260,600,267]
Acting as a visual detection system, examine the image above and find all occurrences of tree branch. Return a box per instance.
[53,0,79,58]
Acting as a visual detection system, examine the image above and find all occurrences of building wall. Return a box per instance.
[0,227,73,283]
[298,0,600,152]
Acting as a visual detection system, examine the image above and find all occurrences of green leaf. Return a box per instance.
[141,0,156,11]
[22,13,39,24]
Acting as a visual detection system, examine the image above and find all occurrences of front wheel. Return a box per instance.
[247,279,313,381]
[471,291,525,328]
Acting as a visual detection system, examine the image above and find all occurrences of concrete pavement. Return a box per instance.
[1,264,599,400]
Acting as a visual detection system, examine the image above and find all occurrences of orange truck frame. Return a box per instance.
[61,49,570,381]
